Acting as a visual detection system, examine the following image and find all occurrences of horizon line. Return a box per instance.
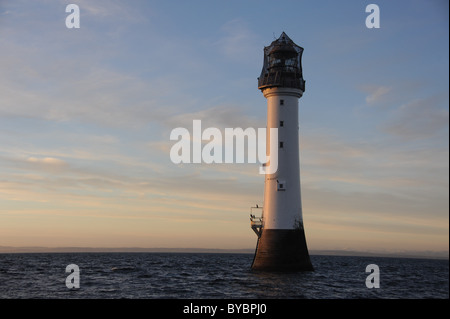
[0,246,448,260]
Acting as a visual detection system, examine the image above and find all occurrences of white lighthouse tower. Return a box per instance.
[251,32,313,271]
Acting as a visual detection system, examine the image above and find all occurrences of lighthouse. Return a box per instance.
[250,32,313,271]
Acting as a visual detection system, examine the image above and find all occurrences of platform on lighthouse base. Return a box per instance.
[251,228,313,272]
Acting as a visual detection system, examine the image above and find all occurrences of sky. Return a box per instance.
[0,0,448,255]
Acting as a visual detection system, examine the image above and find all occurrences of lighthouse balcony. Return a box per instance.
[258,72,305,91]
[250,206,263,238]
[250,217,263,238]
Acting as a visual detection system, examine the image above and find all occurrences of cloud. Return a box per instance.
[1,156,69,174]
[0,1,190,128]
[73,0,138,19]
[27,157,67,166]
[357,83,449,141]
[381,95,449,140]
[365,86,392,104]
[360,85,393,105]
[1,147,261,207]
[164,104,264,131]
[215,19,260,62]
[0,58,170,127]
[300,127,448,204]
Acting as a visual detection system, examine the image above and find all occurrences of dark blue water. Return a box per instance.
[0,253,448,299]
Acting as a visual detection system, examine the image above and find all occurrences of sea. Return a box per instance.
[0,253,447,300]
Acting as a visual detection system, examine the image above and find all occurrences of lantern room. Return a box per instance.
[257,32,305,91]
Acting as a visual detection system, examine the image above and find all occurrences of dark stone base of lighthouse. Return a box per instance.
[251,229,313,272]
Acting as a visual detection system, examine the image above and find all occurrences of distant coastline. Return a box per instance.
[0,246,447,260]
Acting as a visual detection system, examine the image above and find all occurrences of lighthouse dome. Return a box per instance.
[258,32,305,91]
